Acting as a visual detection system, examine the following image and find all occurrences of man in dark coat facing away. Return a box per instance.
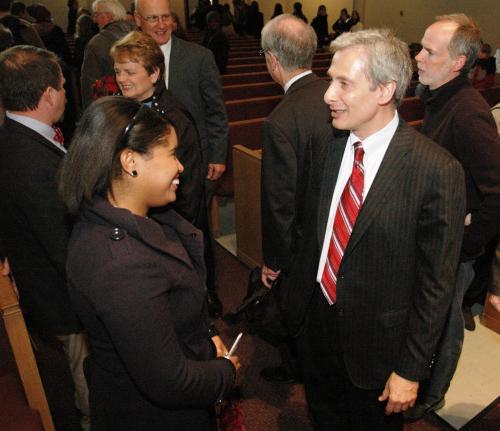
[0,45,90,430]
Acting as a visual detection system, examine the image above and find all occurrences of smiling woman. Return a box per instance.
[57,97,239,430]
[110,30,206,226]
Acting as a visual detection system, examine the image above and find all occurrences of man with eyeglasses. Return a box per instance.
[135,0,229,318]
[81,0,136,108]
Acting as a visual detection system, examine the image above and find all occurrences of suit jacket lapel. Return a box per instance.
[317,135,346,248]
[343,120,413,258]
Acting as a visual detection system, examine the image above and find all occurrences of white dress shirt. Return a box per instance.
[316,111,399,282]
[161,38,172,88]
[6,112,66,153]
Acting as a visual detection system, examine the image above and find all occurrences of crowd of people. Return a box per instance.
[0,1,499,430]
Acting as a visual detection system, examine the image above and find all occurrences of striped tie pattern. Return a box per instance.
[321,141,364,305]
[53,127,64,146]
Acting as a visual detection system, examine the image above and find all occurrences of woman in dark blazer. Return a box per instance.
[58,97,238,431]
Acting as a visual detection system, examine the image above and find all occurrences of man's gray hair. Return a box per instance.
[330,29,412,106]
[435,13,481,72]
[261,14,317,72]
[92,0,127,21]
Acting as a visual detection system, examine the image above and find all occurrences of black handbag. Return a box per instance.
[223,267,288,344]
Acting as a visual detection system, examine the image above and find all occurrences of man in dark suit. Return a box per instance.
[0,45,89,430]
[134,0,228,316]
[405,14,500,420]
[286,29,465,430]
[259,14,333,383]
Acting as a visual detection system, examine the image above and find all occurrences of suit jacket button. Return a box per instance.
[109,227,125,241]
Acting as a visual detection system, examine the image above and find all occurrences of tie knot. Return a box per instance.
[353,141,364,162]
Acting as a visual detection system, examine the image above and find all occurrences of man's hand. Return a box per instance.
[207,163,226,181]
[489,293,500,312]
[378,372,419,415]
[261,265,281,288]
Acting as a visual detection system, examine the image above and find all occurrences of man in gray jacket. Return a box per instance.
[80,0,135,108]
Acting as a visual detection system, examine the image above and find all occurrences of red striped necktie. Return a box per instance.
[53,126,64,146]
[321,141,364,305]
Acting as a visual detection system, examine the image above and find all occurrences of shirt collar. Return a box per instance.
[348,111,399,155]
[160,38,172,58]
[6,112,66,153]
[284,70,312,93]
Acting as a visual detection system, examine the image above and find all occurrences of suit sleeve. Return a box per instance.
[198,50,228,165]
[91,254,235,407]
[261,119,297,271]
[80,42,101,109]
[17,166,70,280]
[172,112,204,224]
[396,157,466,381]
[453,108,500,261]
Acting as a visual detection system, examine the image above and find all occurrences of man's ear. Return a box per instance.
[41,86,56,108]
[134,12,141,28]
[378,80,397,106]
[452,54,467,73]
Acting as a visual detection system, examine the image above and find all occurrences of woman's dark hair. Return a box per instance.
[59,96,172,214]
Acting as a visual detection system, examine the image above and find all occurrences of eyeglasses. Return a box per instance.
[138,13,172,24]
[114,104,150,157]
[258,48,268,56]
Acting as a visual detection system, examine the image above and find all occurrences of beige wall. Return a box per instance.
[258,1,353,24]
[363,0,499,48]
[32,0,500,50]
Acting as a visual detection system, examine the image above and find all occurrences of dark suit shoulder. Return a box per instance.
[267,75,330,125]
[173,36,213,60]
[399,120,462,171]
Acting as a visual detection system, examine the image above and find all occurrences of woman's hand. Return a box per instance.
[212,336,241,371]
[212,335,228,357]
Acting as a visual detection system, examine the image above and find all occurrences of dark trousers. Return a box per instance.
[296,292,403,431]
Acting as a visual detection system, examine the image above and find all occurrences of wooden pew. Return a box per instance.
[225,57,332,74]
[225,95,282,122]
[0,269,55,431]
[226,94,425,123]
[224,81,282,101]
[223,79,419,101]
[398,96,425,122]
[480,85,500,107]
[227,51,332,65]
[232,145,263,267]
[229,117,264,150]
[222,66,329,85]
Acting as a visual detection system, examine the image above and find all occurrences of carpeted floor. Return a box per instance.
[3,244,498,430]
